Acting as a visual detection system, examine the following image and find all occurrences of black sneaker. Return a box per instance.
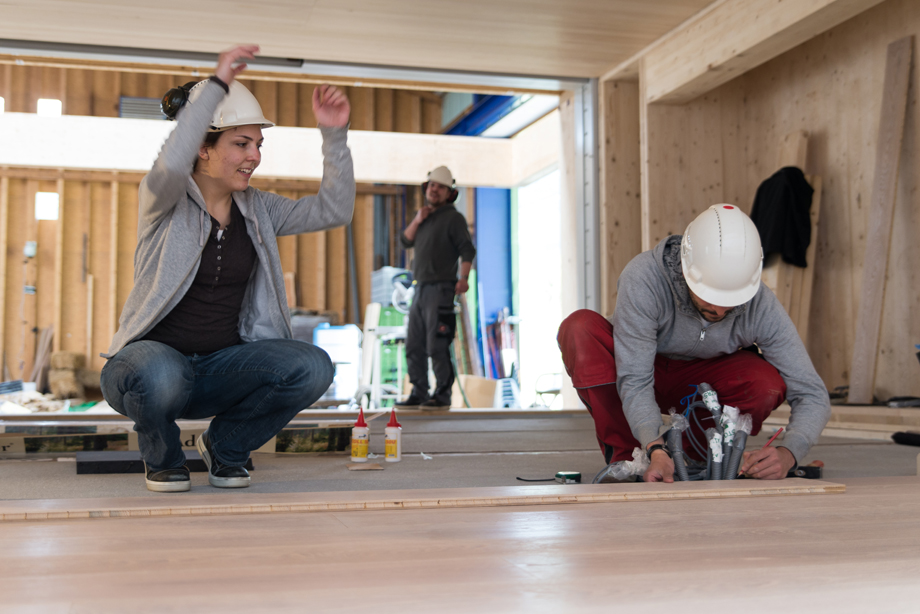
[420,398,450,411]
[144,462,191,493]
[394,394,429,409]
[196,430,251,488]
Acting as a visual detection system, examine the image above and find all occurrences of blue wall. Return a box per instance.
[475,187,512,324]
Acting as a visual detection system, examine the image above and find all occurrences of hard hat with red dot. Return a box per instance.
[680,204,763,307]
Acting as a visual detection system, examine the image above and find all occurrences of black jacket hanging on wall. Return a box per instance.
[750,166,814,267]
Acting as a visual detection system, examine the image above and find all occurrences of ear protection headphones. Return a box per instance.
[161,81,201,120]
[421,177,459,204]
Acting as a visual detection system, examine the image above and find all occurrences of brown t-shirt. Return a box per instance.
[142,201,256,355]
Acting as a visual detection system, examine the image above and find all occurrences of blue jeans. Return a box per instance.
[100,339,334,471]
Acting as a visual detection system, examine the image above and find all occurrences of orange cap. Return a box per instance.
[387,410,401,428]
[354,408,367,428]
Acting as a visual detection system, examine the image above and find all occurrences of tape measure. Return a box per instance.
[554,471,582,484]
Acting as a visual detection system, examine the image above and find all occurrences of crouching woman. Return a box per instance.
[100,44,355,492]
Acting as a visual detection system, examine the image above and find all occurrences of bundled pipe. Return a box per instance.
[698,382,723,426]
[720,405,740,479]
[706,428,723,481]
[667,409,691,481]
[725,413,753,480]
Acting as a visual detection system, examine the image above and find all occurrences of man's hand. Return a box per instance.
[642,445,675,483]
[740,446,796,480]
[215,45,259,84]
[415,205,433,224]
[455,278,469,294]
[313,84,350,127]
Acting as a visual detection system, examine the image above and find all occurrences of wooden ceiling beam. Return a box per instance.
[641,0,888,104]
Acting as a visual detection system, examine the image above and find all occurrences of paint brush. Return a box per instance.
[761,427,784,449]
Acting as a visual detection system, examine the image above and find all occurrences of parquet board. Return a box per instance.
[0,479,844,523]
[0,478,916,613]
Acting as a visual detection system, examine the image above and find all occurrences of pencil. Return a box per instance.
[761,427,784,449]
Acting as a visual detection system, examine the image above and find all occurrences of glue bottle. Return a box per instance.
[384,410,402,462]
[350,408,369,463]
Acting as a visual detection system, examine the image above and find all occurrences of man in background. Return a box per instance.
[396,166,476,410]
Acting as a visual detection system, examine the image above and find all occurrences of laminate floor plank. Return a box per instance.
[1,478,918,613]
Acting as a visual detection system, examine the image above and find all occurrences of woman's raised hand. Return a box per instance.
[313,84,351,128]
[215,45,259,84]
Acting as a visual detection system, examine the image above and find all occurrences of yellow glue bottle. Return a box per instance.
[350,408,369,463]
[384,410,402,462]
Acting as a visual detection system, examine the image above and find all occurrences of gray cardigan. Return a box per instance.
[104,80,355,358]
[612,236,831,462]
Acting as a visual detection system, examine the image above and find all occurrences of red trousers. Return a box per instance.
[558,310,786,463]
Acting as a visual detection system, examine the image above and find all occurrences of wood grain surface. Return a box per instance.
[0,477,916,613]
[0,479,844,523]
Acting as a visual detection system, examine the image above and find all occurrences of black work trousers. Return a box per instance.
[406,281,457,403]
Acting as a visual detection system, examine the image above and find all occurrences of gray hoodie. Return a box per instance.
[612,236,831,462]
[104,79,355,358]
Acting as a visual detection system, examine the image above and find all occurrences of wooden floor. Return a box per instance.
[1,477,918,612]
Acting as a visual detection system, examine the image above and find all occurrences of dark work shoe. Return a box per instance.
[394,394,429,410]
[197,430,251,488]
[144,463,191,493]
[420,398,450,411]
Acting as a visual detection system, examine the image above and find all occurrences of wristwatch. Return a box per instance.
[646,443,671,459]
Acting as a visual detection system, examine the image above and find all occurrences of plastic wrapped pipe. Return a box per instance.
[707,428,723,481]
[667,409,691,482]
[725,413,753,480]
[698,382,723,425]
[592,447,650,483]
[720,405,740,479]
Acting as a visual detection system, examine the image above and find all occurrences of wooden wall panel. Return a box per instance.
[637,0,920,398]
[395,90,422,133]
[116,182,138,325]
[325,227,348,324]
[375,89,394,132]
[60,182,90,355]
[89,181,113,371]
[599,80,642,316]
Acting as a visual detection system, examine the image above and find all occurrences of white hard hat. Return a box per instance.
[188,80,274,132]
[427,166,455,187]
[680,204,763,307]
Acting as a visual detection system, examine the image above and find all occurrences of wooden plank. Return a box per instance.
[422,97,442,134]
[86,273,94,363]
[0,168,400,195]
[0,176,7,372]
[352,195,375,323]
[793,175,822,343]
[509,109,561,186]
[0,115,516,187]
[297,83,316,128]
[5,478,920,614]
[848,36,913,404]
[325,227,348,323]
[394,90,421,133]
[298,232,326,312]
[21,179,39,379]
[348,87,375,131]
[108,180,119,344]
[89,181,112,371]
[92,70,120,117]
[65,68,92,117]
[251,79,278,125]
[116,181,138,326]
[61,182,91,355]
[276,81,298,127]
[599,80,641,316]
[52,178,64,352]
[0,479,846,523]
[283,272,297,310]
[375,89,394,132]
[642,0,887,104]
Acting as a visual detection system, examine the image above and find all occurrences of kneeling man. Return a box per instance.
[558,205,830,482]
